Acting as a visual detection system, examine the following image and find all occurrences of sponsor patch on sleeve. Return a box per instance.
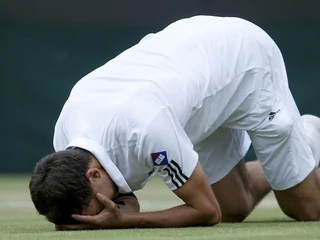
[151,151,168,166]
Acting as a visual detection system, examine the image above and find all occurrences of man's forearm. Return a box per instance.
[121,203,219,228]
[121,163,221,228]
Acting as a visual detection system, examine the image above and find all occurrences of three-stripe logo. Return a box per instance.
[163,160,189,188]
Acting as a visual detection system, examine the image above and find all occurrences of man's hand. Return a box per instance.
[55,192,140,230]
[59,193,124,230]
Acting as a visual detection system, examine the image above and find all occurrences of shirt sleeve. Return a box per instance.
[53,120,68,151]
[139,107,198,191]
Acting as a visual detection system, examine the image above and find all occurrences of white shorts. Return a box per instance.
[197,29,315,190]
[195,128,251,185]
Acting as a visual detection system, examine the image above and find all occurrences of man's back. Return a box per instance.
[54,15,274,191]
[56,16,269,143]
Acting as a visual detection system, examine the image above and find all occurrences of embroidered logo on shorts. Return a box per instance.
[151,151,168,166]
[268,109,281,121]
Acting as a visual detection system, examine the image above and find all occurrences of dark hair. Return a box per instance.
[29,148,94,224]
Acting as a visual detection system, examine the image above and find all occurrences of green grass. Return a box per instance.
[0,175,319,240]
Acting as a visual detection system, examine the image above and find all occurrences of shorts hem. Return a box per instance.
[270,167,314,191]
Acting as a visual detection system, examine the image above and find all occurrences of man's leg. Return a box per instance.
[194,127,267,222]
[274,168,320,221]
[222,33,320,220]
[210,112,320,222]
[210,159,270,222]
[247,109,320,221]
[271,115,320,221]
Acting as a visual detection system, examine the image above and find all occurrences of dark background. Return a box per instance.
[2,0,320,172]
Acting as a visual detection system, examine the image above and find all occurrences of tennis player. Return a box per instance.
[29,16,320,229]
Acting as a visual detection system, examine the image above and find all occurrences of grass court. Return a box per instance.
[1,174,319,240]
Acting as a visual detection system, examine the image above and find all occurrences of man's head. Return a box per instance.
[29,148,117,224]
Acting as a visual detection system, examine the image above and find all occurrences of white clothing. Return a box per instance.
[54,16,315,192]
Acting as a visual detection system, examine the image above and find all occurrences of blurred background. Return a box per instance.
[2,0,320,173]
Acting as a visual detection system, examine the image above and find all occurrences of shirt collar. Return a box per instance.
[66,138,132,193]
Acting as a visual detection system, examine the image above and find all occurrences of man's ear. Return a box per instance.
[85,168,101,182]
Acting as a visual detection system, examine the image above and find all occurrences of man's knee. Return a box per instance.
[274,169,320,222]
[285,199,320,221]
[221,201,252,222]
[294,209,320,221]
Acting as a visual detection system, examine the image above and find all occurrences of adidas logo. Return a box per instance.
[269,109,281,121]
[154,154,166,165]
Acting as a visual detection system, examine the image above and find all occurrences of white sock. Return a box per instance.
[302,114,320,168]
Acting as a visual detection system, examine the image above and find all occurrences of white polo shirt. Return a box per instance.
[54,16,268,193]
